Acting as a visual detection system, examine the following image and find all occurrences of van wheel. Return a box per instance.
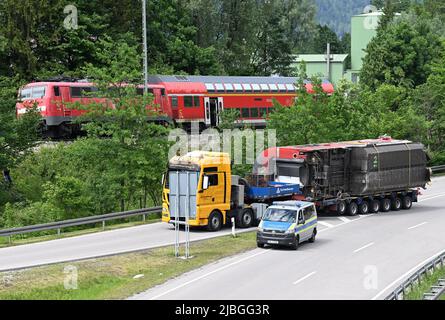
[257,242,265,248]
[381,198,391,212]
[308,229,317,243]
[402,196,413,210]
[239,209,254,228]
[358,201,369,215]
[347,202,359,216]
[336,201,347,215]
[369,200,380,213]
[290,235,299,250]
[391,197,402,211]
[207,211,223,231]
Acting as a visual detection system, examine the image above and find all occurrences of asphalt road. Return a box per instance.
[131,177,445,300]
[0,220,255,272]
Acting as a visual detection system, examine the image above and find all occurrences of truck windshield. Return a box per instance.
[262,208,297,223]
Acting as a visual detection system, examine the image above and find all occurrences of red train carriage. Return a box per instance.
[16,76,334,137]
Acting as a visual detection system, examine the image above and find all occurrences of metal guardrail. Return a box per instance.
[0,207,162,239]
[385,250,445,300]
[432,165,445,174]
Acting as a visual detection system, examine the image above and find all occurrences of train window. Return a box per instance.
[193,96,200,107]
[285,84,296,92]
[233,84,243,92]
[136,88,154,95]
[243,84,253,92]
[277,84,286,92]
[269,84,278,92]
[54,86,60,97]
[184,96,193,108]
[70,87,98,98]
[250,108,259,118]
[260,108,268,117]
[19,88,32,100]
[225,84,234,93]
[260,84,269,92]
[205,83,215,93]
[215,83,225,93]
[251,84,261,93]
[171,96,178,109]
[241,108,250,118]
[30,86,46,99]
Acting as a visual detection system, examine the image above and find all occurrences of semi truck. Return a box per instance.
[161,137,431,231]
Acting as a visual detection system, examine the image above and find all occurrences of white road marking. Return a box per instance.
[318,221,335,228]
[148,249,270,300]
[338,217,351,223]
[293,271,317,285]
[353,242,375,253]
[372,249,445,300]
[408,222,428,230]
[419,192,445,202]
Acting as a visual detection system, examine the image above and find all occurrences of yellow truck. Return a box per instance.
[162,151,266,231]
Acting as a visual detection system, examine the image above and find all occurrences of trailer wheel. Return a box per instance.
[391,197,402,211]
[207,211,223,231]
[336,201,347,215]
[369,200,380,213]
[380,198,391,212]
[402,196,413,210]
[359,201,369,215]
[347,202,359,216]
[238,209,254,228]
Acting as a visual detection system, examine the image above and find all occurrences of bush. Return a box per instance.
[1,202,62,229]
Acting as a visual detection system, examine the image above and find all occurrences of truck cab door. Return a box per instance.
[200,172,226,211]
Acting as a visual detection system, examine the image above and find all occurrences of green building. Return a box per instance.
[293,11,384,85]
[292,54,349,86]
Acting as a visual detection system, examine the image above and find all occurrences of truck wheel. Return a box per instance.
[336,201,347,215]
[369,200,380,213]
[358,201,369,215]
[290,235,299,250]
[239,209,254,228]
[308,229,317,243]
[380,198,391,212]
[347,202,359,216]
[391,197,402,211]
[207,211,223,231]
[402,196,413,210]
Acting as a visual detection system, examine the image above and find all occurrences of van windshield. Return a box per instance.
[263,208,297,223]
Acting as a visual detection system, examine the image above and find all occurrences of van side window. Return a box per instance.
[303,207,314,220]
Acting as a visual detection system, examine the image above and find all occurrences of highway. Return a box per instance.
[0,220,255,272]
[131,177,445,300]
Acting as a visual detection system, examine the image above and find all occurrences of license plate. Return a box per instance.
[267,240,279,244]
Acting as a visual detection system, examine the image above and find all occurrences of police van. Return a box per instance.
[256,201,317,250]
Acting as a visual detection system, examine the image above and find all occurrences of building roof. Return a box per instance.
[294,54,349,63]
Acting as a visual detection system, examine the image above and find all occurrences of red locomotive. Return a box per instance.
[16,75,334,137]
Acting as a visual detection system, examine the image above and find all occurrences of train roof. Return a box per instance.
[148,75,332,85]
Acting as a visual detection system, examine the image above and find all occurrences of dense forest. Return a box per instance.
[1,0,445,230]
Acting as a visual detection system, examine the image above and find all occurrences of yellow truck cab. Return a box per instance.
[162,151,259,231]
[257,201,318,250]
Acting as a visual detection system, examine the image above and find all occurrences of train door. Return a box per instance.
[204,97,224,127]
[60,86,71,117]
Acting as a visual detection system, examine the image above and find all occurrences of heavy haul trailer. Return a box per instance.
[254,137,431,215]
[162,151,299,231]
[161,137,431,231]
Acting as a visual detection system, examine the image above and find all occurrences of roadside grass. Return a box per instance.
[0,217,161,248]
[404,265,445,300]
[0,231,256,300]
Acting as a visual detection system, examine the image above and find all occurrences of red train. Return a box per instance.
[16,75,334,137]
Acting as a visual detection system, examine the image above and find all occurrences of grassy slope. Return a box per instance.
[0,232,256,300]
[404,266,445,300]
